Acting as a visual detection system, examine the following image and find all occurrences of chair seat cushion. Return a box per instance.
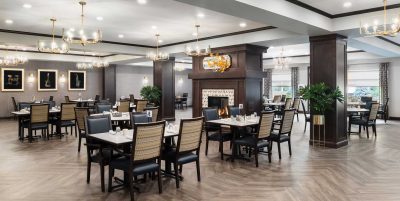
[110,158,159,175]
[235,136,270,148]
[351,118,374,125]
[162,149,198,165]
[60,120,75,127]
[270,133,290,142]
[22,122,48,129]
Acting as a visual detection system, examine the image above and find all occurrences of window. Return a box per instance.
[272,69,292,98]
[347,65,380,102]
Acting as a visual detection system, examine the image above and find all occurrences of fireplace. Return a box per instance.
[208,96,229,118]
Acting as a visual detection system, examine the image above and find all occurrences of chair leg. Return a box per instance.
[86,161,91,183]
[366,125,370,138]
[78,136,82,152]
[288,140,292,156]
[205,135,209,156]
[277,142,282,159]
[174,163,180,188]
[373,124,377,136]
[296,113,299,122]
[304,122,307,133]
[179,165,183,174]
[100,163,105,192]
[158,167,162,194]
[254,148,259,168]
[128,170,135,201]
[219,140,224,160]
[358,125,361,134]
[196,159,201,182]
[108,167,114,192]
[268,143,272,163]
[75,126,78,137]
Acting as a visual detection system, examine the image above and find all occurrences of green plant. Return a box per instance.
[140,86,161,106]
[299,82,344,115]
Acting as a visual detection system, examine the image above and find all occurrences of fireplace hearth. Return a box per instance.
[208,96,229,118]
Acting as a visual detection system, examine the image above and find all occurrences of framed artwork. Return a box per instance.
[1,68,24,92]
[68,70,86,91]
[38,69,58,91]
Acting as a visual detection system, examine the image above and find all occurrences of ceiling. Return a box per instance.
[295,0,400,15]
[0,0,265,46]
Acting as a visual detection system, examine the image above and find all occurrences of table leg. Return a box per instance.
[18,116,22,141]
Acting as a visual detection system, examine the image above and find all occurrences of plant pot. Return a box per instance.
[313,115,325,125]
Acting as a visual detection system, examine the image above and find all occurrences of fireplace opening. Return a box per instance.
[208,96,229,118]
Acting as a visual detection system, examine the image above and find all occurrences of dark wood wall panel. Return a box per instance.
[153,58,175,120]
[103,64,117,103]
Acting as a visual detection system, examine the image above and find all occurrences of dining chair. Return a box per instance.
[233,111,274,167]
[272,95,281,103]
[42,101,56,108]
[203,108,232,160]
[280,95,287,102]
[229,106,240,117]
[350,103,379,138]
[275,98,292,118]
[144,107,159,122]
[75,107,90,152]
[11,97,18,111]
[130,112,150,125]
[270,109,295,159]
[95,95,101,102]
[129,94,135,103]
[292,98,301,122]
[162,117,204,188]
[300,100,311,133]
[117,100,130,112]
[135,100,148,112]
[175,96,183,110]
[18,102,32,110]
[377,98,389,123]
[22,104,50,142]
[53,103,77,137]
[85,115,116,192]
[108,121,165,200]
[182,93,188,109]
[95,103,112,113]
[64,96,70,103]
[49,96,54,101]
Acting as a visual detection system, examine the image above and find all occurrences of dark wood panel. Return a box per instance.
[153,58,175,121]
[103,65,117,103]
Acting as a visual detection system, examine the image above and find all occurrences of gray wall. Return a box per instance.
[1,60,103,118]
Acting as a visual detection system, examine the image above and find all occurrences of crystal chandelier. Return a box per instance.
[273,48,291,70]
[0,47,28,66]
[62,0,102,46]
[37,18,69,53]
[147,34,169,61]
[185,25,211,57]
[206,54,231,73]
[92,56,109,68]
[76,51,93,69]
[360,0,400,37]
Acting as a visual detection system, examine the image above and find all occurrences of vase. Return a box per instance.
[313,115,325,125]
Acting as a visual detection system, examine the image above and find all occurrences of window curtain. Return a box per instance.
[379,63,389,104]
[263,69,273,98]
[291,67,299,97]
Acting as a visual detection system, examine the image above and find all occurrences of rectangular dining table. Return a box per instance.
[206,117,260,161]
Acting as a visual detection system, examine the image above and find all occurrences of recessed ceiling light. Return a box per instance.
[192,32,198,36]
[118,34,124,38]
[151,25,157,29]
[69,28,75,32]
[23,4,32,9]
[96,16,103,21]
[5,19,13,24]
[137,0,147,5]
[197,13,205,18]
[239,22,247,28]
[158,39,163,43]
[343,2,352,8]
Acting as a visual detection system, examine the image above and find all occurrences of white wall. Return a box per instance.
[175,69,193,106]
[389,59,400,118]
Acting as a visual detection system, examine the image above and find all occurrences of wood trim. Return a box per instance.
[377,36,400,47]
[262,50,364,60]
[286,0,400,19]
[0,48,115,58]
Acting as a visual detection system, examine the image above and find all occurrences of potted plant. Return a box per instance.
[299,82,344,125]
[140,86,162,106]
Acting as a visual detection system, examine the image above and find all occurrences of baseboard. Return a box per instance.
[389,117,400,120]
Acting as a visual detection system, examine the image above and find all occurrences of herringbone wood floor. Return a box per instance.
[1,109,399,201]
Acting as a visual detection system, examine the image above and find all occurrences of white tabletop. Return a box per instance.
[88,128,179,146]
[347,108,369,113]
[112,103,136,109]
[12,108,60,116]
[348,102,367,106]
[263,102,285,106]
[207,117,259,127]
[91,112,131,121]
[71,99,95,102]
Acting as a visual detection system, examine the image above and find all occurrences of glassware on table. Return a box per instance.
[115,127,121,134]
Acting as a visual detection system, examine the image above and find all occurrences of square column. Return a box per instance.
[153,58,175,120]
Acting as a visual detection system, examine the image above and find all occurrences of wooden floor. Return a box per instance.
[1,109,399,201]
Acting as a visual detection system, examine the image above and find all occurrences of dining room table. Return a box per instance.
[347,108,370,134]
[11,108,61,141]
[112,103,136,110]
[206,116,260,161]
[71,99,95,107]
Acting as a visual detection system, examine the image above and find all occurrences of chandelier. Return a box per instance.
[76,51,93,69]
[206,54,231,73]
[0,47,28,66]
[147,34,169,61]
[185,25,211,57]
[273,48,291,70]
[91,56,109,68]
[38,18,69,53]
[62,0,102,46]
[360,0,400,37]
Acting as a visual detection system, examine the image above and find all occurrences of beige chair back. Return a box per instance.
[369,103,379,121]
[118,100,130,112]
[284,98,292,109]
[272,95,281,103]
[144,107,159,122]
[75,108,89,131]
[31,104,49,124]
[132,121,165,161]
[280,109,295,134]
[177,117,204,153]
[136,100,148,112]
[61,103,76,121]
[292,98,300,110]
[258,112,274,139]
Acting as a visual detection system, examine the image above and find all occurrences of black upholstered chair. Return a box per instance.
[181,93,188,109]
[95,103,112,114]
[162,117,203,188]
[49,96,54,101]
[42,101,56,108]
[233,111,274,167]
[108,121,165,200]
[350,103,379,138]
[85,115,115,192]
[292,98,301,122]
[75,107,90,152]
[378,98,389,123]
[130,112,150,125]
[229,106,240,117]
[301,100,310,133]
[18,102,32,110]
[270,109,295,159]
[203,108,232,160]
[22,104,50,142]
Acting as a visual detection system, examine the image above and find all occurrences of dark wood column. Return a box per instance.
[309,34,348,148]
[103,64,117,103]
[153,58,175,121]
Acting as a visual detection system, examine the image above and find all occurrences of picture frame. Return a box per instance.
[1,68,24,92]
[68,70,86,91]
[38,69,58,91]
